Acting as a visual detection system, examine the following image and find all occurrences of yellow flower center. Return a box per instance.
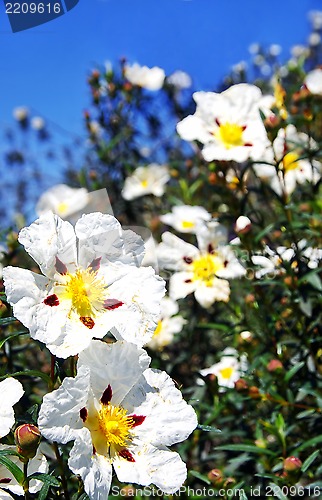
[141,179,148,188]
[97,404,134,448]
[57,202,69,215]
[219,367,234,380]
[216,122,245,149]
[59,269,106,318]
[192,254,224,286]
[181,220,195,229]
[281,152,299,172]
[153,320,163,338]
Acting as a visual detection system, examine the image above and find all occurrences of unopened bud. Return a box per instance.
[267,359,283,372]
[235,378,248,391]
[249,386,260,399]
[207,468,223,485]
[15,424,41,460]
[235,216,252,234]
[283,456,302,472]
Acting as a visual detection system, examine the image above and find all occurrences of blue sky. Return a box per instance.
[0,0,321,136]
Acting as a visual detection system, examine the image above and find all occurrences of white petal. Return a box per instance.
[68,430,112,500]
[176,115,210,144]
[0,379,24,438]
[3,267,68,346]
[157,232,199,271]
[0,490,14,499]
[38,366,90,444]
[194,279,230,307]
[78,340,150,406]
[114,443,187,494]
[124,368,197,447]
[18,212,77,278]
[169,272,196,300]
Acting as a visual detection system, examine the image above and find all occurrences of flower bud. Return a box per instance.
[207,468,223,485]
[283,456,302,472]
[15,424,41,460]
[235,378,248,391]
[267,359,283,372]
[234,216,252,234]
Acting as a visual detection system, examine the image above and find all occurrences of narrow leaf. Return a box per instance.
[215,444,275,456]
[189,470,211,485]
[301,450,320,472]
[0,455,24,485]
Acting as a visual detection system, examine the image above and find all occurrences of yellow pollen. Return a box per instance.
[281,152,299,173]
[153,320,163,338]
[191,254,224,286]
[274,82,288,119]
[181,220,195,229]
[97,404,134,448]
[219,367,234,380]
[141,179,148,188]
[60,268,106,318]
[215,122,245,149]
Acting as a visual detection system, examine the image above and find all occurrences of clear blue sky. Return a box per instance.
[0,0,321,135]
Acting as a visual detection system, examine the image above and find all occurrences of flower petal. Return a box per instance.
[0,379,24,438]
[38,366,90,444]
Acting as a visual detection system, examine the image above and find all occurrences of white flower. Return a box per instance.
[122,164,170,200]
[0,445,48,496]
[36,184,89,219]
[0,378,24,438]
[304,68,322,95]
[160,205,211,234]
[147,297,186,350]
[124,64,165,91]
[157,223,245,308]
[3,212,165,358]
[200,348,246,390]
[13,106,28,121]
[38,340,197,500]
[167,71,192,89]
[31,116,45,130]
[177,84,269,162]
[254,125,321,195]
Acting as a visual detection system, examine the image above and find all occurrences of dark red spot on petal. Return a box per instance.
[93,446,96,455]
[184,279,192,283]
[130,415,146,427]
[80,407,88,422]
[0,478,11,484]
[55,257,68,275]
[244,142,253,147]
[208,244,214,254]
[88,257,101,273]
[119,449,135,462]
[101,384,112,405]
[103,299,124,310]
[241,125,247,131]
[224,260,228,267]
[183,256,193,264]
[80,317,95,329]
[44,294,60,307]
[215,118,221,127]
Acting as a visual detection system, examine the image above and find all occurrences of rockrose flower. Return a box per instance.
[200,348,247,390]
[38,340,197,500]
[3,212,165,358]
[146,297,186,350]
[124,63,165,91]
[304,68,322,95]
[160,205,211,234]
[157,222,245,308]
[254,124,321,195]
[122,164,170,200]
[0,378,24,438]
[176,84,269,162]
[36,184,89,219]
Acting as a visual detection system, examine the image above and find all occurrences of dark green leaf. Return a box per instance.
[0,455,24,485]
[28,472,61,487]
[38,482,50,500]
[189,470,211,485]
[284,361,305,382]
[0,331,29,349]
[197,424,221,433]
[301,450,320,472]
[215,444,275,456]
[0,317,18,326]
[297,434,322,452]
[0,370,51,386]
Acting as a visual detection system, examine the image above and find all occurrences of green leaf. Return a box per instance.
[301,450,320,472]
[0,455,24,485]
[0,317,18,326]
[28,472,61,487]
[215,444,275,456]
[189,470,211,485]
[299,270,322,291]
[284,361,305,382]
[0,331,29,349]
[38,482,50,500]
[255,223,275,243]
[197,424,221,433]
[297,434,322,452]
[0,370,51,386]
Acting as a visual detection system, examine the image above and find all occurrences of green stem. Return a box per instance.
[23,460,30,500]
[53,441,70,500]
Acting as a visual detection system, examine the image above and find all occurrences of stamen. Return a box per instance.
[80,317,95,329]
